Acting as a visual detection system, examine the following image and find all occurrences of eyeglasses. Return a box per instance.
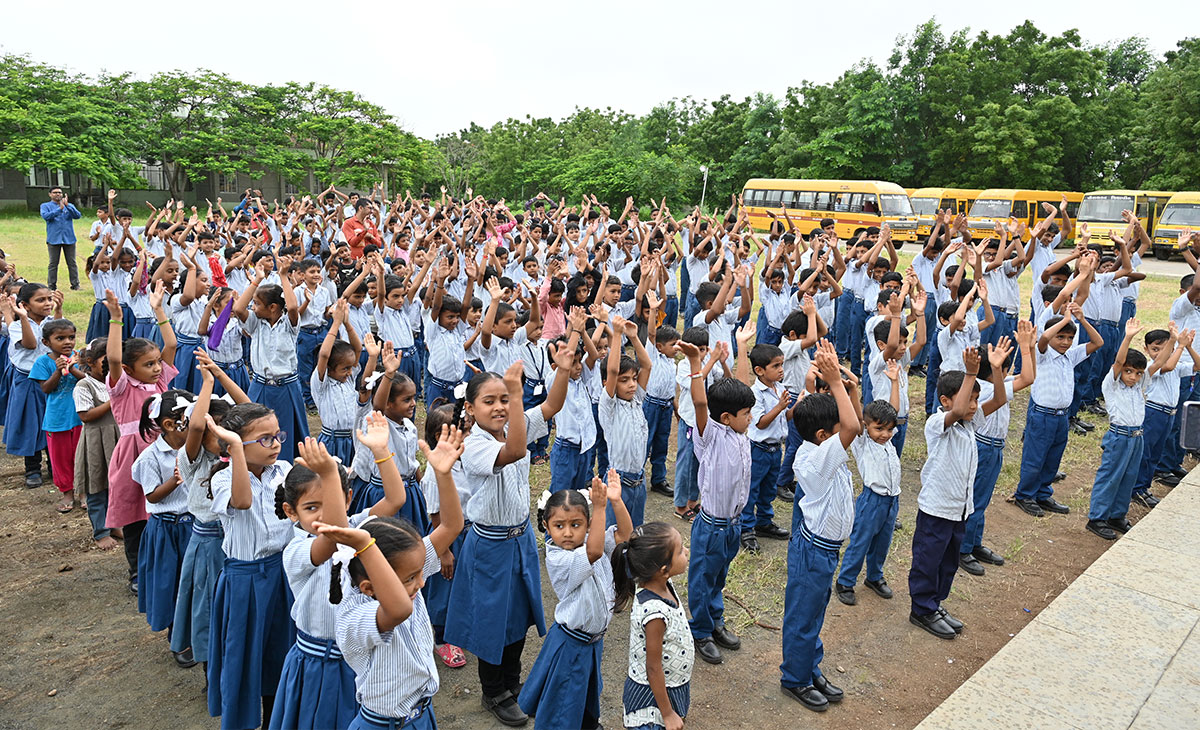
[241,431,287,448]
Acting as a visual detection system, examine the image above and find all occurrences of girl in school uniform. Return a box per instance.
[269,418,406,730]
[348,350,420,523]
[199,287,250,397]
[318,422,468,730]
[170,354,247,673]
[104,284,178,595]
[204,402,296,730]
[519,475,632,729]
[85,245,117,341]
[130,388,195,649]
[311,299,364,467]
[522,335,551,464]
[171,248,212,394]
[131,252,179,349]
[5,282,63,487]
[0,283,12,429]
[230,257,308,463]
[613,522,694,730]
[28,318,85,514]
[73,339,120,550]
[444,348,573,726]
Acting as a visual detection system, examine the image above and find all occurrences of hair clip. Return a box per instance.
[536,490,552,512]
[147,394,164,419]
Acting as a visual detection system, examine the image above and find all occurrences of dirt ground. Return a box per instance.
[0,396,1173,730]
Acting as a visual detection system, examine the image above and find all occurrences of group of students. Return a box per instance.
[0,186,1195,729]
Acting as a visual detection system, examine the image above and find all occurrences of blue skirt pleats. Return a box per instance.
[248,378,309,463]
[170,523,225,659]
[137,513,193,632]
[173,337,207,393]
[207,552,296,729]
[212,361,251,399]
[86,301,109,342]
[0,345,10,427]
[423,528,466,629]
[443,523,545,664]
[268,631,358,730]
[399,475,432,536]
[120,304,135,341]
[518,623,603,728]
[317,431,356,470]
[131,318,166,349]
[3,369,47,456]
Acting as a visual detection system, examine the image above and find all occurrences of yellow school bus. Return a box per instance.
[1151,191,1200,260]
[1078,190,1173,249]
[910,188,983,238]
[966,189,1083,241]
[741,179,919,244]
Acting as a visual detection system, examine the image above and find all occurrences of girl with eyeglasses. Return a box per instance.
[204,402,295,730]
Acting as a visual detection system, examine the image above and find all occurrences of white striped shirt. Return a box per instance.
[546,527,617,635]
[1031,344,1088,409]
[758,283,792,328]
[984,260,1021,313]
[694,420,751,519]
[1146,367,1181,408]
[851,433,901,497]
[376,306,414,349]
[461,406,550,526]
[1082,272,1122,322]
[675,359,722,428]
[133,436,189,514]
[242,311,299,378]
[211,461,293,560]
[598,388,649,474]
[521,340,550,386]
[779,338,811,395]
[692,303,740,353]
[311,366,361,432]
[282,509,371,639]
[1102,373,1146,428]
[794,436,855,541]
[482,327,530,377]
[868,350,911,418]
[975,378,1015,441]
[419,461,472,516]
[208,317,245,365]
[424,310,467,381]
[344,302,372,345]
[937,319,980,372]
[748,380,788,445]
[295,285,332,329]
[170,295,209,338]
[1170,294,1200,371]
[180,448,220,524]
[547,369,595,451]
[336,537,441,718]
[7,319,49,371]
[351,415,418,482]
[645,345,676,400]
[919,408,981,521]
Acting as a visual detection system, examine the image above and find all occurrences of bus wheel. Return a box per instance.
[1153,246,1172,261]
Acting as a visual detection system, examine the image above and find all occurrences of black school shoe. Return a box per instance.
[695,637,723,665]
[776,485,796,502]
[958,553,985,576]
[1132,492,1161,509]
[937,607,964,633]
[712,625,741,651]
[740,533,761,554]
[910,611,957,640]
[781,684,829,712]
[172,647,197,668]
[835,583,857,605]
[814,675,844,702]
[1107,518,1133,534]
[650,481,674,497]
[1014,498,1045,517]
[1085,519,1118,540]
[755,522,789,540]
[1155,472,1181,487]
[1170,467,1188,479]
[481,690,528,727]
[1037,498,1070,514]
[973,545,1005,566]
[863,578,893,599]
[24,471,42,488]
[1052,471,1067,483]
[1084,402,1108,417]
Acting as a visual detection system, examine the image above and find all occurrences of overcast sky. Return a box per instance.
[4,0,1198,138]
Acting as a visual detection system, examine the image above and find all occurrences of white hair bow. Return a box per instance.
[147,394,164,419]
[330,544,356,569]
[453,382,468,400]
[363,371,384,390]
[536,490,552,512]
[173,394,198,420]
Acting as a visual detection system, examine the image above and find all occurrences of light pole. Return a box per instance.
[699,164,709,212]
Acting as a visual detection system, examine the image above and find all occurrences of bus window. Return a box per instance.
[744,190,760,206]
[939,198,955,212]
[849,193,865,213]
[1012,200,1028,221]
[971,199,1012,218]
[1066,201,1080,217]
[877,194,909,216]
[780,190,794,208]
[862,195,879,214]
[833,193,849,212]
[794,191,814,209]
[1160,204,1200,227]
[765,189,782,207]
[814,192,832,211]
[1136,200,1148,218]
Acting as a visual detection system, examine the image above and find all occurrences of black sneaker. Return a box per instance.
[740,533,761,555]
[1085,519,1118,540]
[1132,492,1160,509]
[781,684,828,712]
[835,583,857,606]
[776,485,796,502]
[481,690,528,727]
[958,553,985,576]
[649,481,674,497]
[1106,518,1133,534]
[754,522,789,540]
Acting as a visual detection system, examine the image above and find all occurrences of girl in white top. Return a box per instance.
[320,424,468,729]
[171,247,211,394]
[269,418,407,730]
[518,475,633,730]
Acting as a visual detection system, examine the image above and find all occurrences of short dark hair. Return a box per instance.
[695,282,721,308]
[1145,329,1171,347]
[793,392,838,442]
[749,344,783,370]
[873,321,908,344]
[1124,349,1148,370]
[936,370,981,401]
[781,309,809,337]
[707,377,755,423]
[655,325,680,345]
[863,400,898,428]
[41,318,77,340]
[1182,274,1195,290]
[1045,315,1077,337]
[682,326,709,348]
[937,301,958,323]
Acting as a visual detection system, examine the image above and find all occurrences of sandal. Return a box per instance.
[56,502,74,514]
[675,506,699,523]
[435,643,466,668]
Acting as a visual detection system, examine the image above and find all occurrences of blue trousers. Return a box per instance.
[962,439,1004,555]
[683,292,700,332]
[620,283,636,302]
[862,359,875,403]
[836,489,899,587]
[891,420,908,458]
[549,439,590,493]
[756,308,782,346]
[673,425,700,509]
[643,398,673,487]
[296,327,326,408]
[834,291,855,359]
[1081,320,1119,406]
[687,513,740,640]
[589,402,608,480]
[913,306,937,368]
[663,295,679,332]
[741,442,780,533]
[925,324,943,415]
[780,526,838,688]
[608,470,646,528]
[849,306,868,378]
[1158,375,1195,473]
[980,306,1020,372]
[1089,429,1144,521]
[398,346,420,396]
[426,374,458,411]
[776,394,803,493]
[1136,405,1174,494]
[412,333,427,399]
[523,378,549,459]
[1119,298,1136,331]
[1069,324,1092,419]
[908,510,964,616]
[1016,404,1068,501]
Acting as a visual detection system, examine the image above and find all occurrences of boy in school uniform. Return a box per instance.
[867,290,927,455]
[548,307,599,493]
[774,298,823,502]
[693,264,752,356]
[1157,272,1200,485]
[958,323,1036,577]
[779,339,860,712]
[740,343,792,554]
[1134,325,1199,503]
[1086,318,1151,539]
[643,298,680,499]
[293,258,333,412]
[1014,304,1104,517]
[673,327,730,521]
[678,321,756,667]
[598,315,653,525]
[757,259,792,346]
[909,347,1007,640]
[937,281,993,372]
[1077,233,1141,417]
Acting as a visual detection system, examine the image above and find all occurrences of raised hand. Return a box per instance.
[419,424,466,474]
[296,437,338,473]
[1125,317,1142,337]
[885,359,900,381]
[989,338,1013,369]
[736,319,757,346]
[963,346,981,374]
[355,410,391,454]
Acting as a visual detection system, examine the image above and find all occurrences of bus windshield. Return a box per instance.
[910,198,938,216]
[970,199,1011,218]
[880,194,913,216]
[1160,204,1200,227]
[1078,195,1134,223]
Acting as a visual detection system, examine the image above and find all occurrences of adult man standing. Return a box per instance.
[341,198,380,259]
[40,186,82,290]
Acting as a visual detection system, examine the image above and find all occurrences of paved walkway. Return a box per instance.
[915,472,1200,730]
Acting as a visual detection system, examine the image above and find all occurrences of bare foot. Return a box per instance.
[95,536,118,550]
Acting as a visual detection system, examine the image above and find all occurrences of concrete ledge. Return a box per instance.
[915,472,1200,730]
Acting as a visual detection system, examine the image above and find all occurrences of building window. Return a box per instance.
[285,180,299,196]
[218,172,239,194]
